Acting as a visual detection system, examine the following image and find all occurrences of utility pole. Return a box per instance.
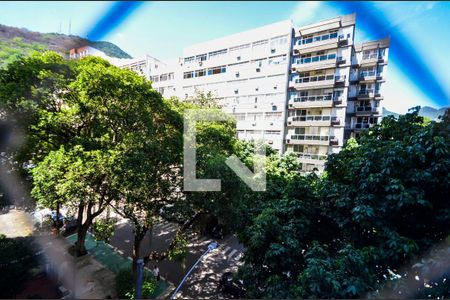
[68,18,71,36]
[135,259,144,299]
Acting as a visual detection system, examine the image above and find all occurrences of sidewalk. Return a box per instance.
[66,232,173,298]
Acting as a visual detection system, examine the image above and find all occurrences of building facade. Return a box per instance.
[109,13,390,172]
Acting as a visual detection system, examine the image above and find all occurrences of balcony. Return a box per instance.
[359,71,377,82]
[287,115,337,127]
[289,94,333,108]
[331,116,341,126]
[329,136,339,146]
[295,152,327,165]
[286,134,330,146]
[357,89,375,99]
[354,123,375,130]
[292,53,337,72]
[294,32,339,54]
[336,56,346,65]
[360,54,384,66]
[292,74,336,90]
[333,96,344,105]
[354,106,380,116]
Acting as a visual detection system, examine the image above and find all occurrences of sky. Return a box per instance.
[0,1,449,113]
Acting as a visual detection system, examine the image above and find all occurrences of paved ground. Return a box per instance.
[109,219,245,299]
[1,208,245,299]
[0,208,34,237]
[0,209,117,299]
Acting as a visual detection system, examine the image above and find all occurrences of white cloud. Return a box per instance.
[290,1,321,25]
[289,1,340,27]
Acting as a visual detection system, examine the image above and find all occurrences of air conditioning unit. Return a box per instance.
[270,122,274,125]
[256,68,261,72]
[237,56,241,61]
[252,122,256,126]
[254,105,257,108]
[268,140,273,144]
[199,61,203,66]
[271,48,276,53]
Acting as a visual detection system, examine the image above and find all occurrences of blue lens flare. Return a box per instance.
[336,1,449,107]
[86,1,144,41]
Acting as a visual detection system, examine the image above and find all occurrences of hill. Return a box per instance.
[0,24,132,66]
[383,106,448,121]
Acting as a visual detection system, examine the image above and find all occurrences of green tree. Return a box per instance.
[3,52,183,257]
[237,107,450,298]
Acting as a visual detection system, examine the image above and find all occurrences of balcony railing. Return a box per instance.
[362,53,378,60]
[293,94,332,103]
[360,71,376,78]
[335,75,346,82]
[333,96,343,104]
[291,115,334,122]
[298,32,338,45]
[355,106,379,113]
[290,134,330,141]
[295,152,328,161]
[358,89,377,96]
[294,74,335,84]
[295,53,337,65]
[354,123,373,129]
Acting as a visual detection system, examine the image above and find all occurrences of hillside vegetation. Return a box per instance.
[383,106,449,121]
[0,24,131,67]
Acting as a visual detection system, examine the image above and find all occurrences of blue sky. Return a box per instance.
[0,1,449,113]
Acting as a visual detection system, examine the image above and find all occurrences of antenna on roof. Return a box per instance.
[59,21,62,34]
[68,18,71,36]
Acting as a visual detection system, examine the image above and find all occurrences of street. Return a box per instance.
[108,219,244,298]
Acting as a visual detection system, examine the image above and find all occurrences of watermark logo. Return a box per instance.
[183,109,266,192]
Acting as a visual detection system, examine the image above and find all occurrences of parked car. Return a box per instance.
[218,272,246,298]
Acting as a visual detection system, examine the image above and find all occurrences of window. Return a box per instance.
[208,49,227,59]
[295,128,306,134]
[184,56,194,63]
[265,112,282,120]
[233,113,246,121]
[270,35,288,46]
[195,69,206,77]
[293,145,304,152]
[252,39,268,48]
[264,130,281,135]
[207,65,226,75]
[363,49,378,59]
[183,71,194,79]
[248,113,263,121]
[230,43,250,52]
[195,54,207,62]
[268,55,287,65]
[160,74,168,81]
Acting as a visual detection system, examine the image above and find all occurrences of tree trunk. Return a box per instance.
[75,224,89,256]
[132,234,144,273]
[74,203,89,257]
[54,202,61,235]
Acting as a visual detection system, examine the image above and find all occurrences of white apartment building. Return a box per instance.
[109,13,389,172]
[110,54,163,80]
